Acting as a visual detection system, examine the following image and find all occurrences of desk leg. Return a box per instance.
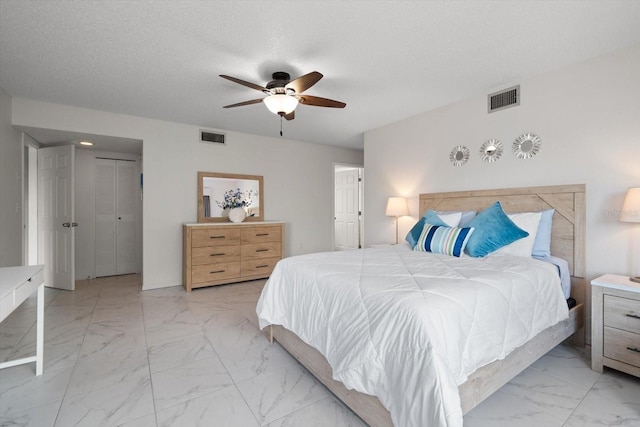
[36,284,44,376]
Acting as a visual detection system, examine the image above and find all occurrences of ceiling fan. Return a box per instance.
[220,71,346,123]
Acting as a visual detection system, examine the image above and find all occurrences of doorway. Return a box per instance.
[333,164,363,250]
[21,128,143,288]
[94,157,139,277]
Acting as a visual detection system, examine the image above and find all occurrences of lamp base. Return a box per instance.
[630,276,640,283]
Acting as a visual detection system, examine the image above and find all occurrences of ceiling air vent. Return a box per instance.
[488,85,520,113]
[200,130,226,145]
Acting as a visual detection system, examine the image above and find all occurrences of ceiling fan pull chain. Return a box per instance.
[280,115,283,136]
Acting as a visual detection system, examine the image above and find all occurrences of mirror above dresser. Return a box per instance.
[197,171,264,223]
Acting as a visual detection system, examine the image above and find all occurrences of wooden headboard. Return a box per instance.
[419,184,586,279]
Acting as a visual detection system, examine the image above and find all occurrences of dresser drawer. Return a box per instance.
[241,257,280,277]
[241,226,281,244]
[604,295,640,334]
[191,245,241,265]
[241,242,282,260]
[604,326,640,368]
[192,229,240,247]
[191,262,241,284]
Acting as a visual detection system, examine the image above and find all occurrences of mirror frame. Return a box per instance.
[197,171,264,223]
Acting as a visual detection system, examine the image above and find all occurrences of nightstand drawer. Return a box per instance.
[604,326,640,368]
[604,295,640,334]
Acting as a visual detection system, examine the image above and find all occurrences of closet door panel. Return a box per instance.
[95,159,117,277]
[115,161,137,275]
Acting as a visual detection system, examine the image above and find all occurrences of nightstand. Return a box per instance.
[591,274,640,378]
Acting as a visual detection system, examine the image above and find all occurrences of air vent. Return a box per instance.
[488,85,520,113]
[200,130,226,145]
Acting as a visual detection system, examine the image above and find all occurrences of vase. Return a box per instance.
[228,207,246,223]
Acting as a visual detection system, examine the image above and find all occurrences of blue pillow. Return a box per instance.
[532,209,554,257]
[464,202,529,257]
[405,210,449,247]
[414,224,474,257]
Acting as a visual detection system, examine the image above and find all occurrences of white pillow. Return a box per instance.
[493,212,542,257]
[436,211,462,227]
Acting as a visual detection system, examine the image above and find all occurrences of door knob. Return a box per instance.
[62,222,71,227]
[71,222,78,227]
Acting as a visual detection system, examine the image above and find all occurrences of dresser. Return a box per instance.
[183,222,284,292]
[591,274,640,378]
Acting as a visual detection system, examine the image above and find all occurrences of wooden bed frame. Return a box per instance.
[269,184,586,426]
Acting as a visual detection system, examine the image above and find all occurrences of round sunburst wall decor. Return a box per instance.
[479,139,503,163]
[449,145,470,166]
[512,133,542,159]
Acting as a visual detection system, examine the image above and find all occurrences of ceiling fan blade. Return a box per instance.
[297,95,346,108]
[220,75,267,92]
[223,98,263,108]
[284,111,295,121]
[286,71,323,94]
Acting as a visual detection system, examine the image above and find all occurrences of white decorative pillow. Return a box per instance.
[437,210,476,227]
[493,212,542,257]
[434,211,462,227]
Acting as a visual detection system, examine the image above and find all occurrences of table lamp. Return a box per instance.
[386,197,409,244]
[620,187,640,283]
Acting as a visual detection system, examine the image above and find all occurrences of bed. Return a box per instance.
[257,184,586,427]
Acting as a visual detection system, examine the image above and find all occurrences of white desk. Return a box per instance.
[0,265,45,375]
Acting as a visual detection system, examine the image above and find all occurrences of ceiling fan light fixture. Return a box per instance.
[263,94,298,115]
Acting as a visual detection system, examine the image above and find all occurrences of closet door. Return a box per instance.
[95,159,117,277]
[95,158,137,277]
[115,160,137,275]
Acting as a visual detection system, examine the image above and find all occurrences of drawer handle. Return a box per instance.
[210,253,225,257]
[256,264,269,268]
[256,233,269,236]
[256,249,269,252]
[210,270,225,274]
[625,313,640,320]
[210,236,225,239]
[627,347,640,354]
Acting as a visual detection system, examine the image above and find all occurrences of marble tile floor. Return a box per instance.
[0,274,638,427]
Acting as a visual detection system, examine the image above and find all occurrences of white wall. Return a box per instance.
[364,44,640,281]
[0,87,23,267]
[11,99,363,289]
[75,148,142,279]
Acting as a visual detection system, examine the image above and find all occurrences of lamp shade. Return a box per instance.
[263,94,299,115]
[385,197,409,217]
[620,187,640,223]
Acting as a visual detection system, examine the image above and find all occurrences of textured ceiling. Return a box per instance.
[2,1,640,151]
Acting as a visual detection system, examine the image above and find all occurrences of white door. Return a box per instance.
[334,169,360,250]
[95,158,137,277]
[38,145,75,290]
[115,160,137,275]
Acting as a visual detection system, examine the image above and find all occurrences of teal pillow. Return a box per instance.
[464,202,529,257]
[405,210,449,247]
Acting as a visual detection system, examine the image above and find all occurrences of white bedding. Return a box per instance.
[256,244,569,427]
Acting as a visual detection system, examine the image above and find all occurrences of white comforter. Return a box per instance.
[256,244,569,427]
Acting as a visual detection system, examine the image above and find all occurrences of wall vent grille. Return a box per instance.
[200,130,226,145]
[488,85,520,113]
